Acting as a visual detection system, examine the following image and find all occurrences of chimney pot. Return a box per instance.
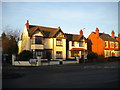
[111,30,115,38]
[80,29,83,35]
[25,20,29,29]
[96,28,99,37]
[58,26,61,30]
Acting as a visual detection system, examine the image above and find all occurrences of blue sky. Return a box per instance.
[2,2,119,38]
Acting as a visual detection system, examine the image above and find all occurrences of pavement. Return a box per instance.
[2,61,120,88]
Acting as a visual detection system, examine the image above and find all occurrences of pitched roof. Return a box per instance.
[28,25,60,37]
[93,32,118,42]
[65,33,86,41]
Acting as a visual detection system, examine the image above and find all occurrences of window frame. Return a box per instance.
[105,41,108,48]
[114,42,118,48]
[35,36,43,44]
[56,39,63,46]
[56,51,63,59]
[110,41,114,48]
[79,41,84,47]
[72,41,74,47]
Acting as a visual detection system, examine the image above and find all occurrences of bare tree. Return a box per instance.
[1,25,21,63]
[2,25,20,42]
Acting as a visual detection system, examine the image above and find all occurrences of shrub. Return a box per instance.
[17,50,33,61]
[87,52,98,61]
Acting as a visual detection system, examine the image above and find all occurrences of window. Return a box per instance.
[56,39,62,46]
[110,42,114,48]
[72,41,74,46]
[32,50,43,58]
[79,41,84,47]
[56,51,62,59]
[105,41,108,48]
[36,50,43,58]
[71,51,79,57]
[35,36,43,44]
[105,50,110,57]
[115,42,118,48]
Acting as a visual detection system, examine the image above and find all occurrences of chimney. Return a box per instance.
[25,20,29,29]
[80,29,83,35]
[111,30,115,38]
[96,28,99,37]
[58,26,61,30]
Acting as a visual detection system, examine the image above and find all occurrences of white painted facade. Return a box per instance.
[18,25,66,60]
[67,39,87,59]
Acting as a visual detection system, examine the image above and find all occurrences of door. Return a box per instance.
[112,53,115,56]
[46,50,52,59]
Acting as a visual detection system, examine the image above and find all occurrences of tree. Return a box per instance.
[87,52,98,62]
[1,26,20,63]
[1,32,9,54]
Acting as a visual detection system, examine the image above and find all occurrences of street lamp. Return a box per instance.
[82,28,85,63]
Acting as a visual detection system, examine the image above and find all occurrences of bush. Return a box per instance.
[87,52,98,61]
[17,50,33,61]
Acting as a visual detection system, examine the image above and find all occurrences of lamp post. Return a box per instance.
[81,28,85,63]
[84,41,86,63]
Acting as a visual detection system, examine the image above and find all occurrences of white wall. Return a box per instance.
[53,38,66,60]
[18,26,31,53]
[44,38,53,49]
[68,39,87,59]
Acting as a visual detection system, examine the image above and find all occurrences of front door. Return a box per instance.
[112,53,115,56]
[45,50,52,59]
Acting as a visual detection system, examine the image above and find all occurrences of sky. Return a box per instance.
[1,1,119,38]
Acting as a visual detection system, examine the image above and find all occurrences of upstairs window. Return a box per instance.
[56,39,62,46]
[79,41,84,47]
[110,42,114,48]
[114,42,118,48]
[35,36,43,44]
[72,41,74,46]
[105,41,108,48]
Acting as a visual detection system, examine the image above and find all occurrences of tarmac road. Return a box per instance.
[2,61,120,88]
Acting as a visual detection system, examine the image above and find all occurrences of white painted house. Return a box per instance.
[65,30,87,59]
[18,20,67,60]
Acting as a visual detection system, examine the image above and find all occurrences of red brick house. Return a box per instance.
[88,28,119,57]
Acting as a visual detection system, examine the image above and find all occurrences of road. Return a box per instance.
[2,61,120,88]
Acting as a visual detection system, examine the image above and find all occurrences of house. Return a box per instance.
[18,20,67,60]
[88,28,119,57]
[65,30,87,59]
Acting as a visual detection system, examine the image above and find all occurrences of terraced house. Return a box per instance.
[88,28,120,57]
[18,20,67,60]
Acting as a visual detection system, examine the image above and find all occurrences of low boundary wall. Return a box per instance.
[13,60,79,66]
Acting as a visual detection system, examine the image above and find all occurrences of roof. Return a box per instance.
[28,25,60,38]
[93,32,118,42]
[65,33,86,41]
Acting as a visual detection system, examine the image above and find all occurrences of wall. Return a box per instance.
[18,26,31,53]
[18,40,22,54]
[88,33,104,56]
[44,38,53,49]
[68,39,87,59]
[53,38,66,60]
